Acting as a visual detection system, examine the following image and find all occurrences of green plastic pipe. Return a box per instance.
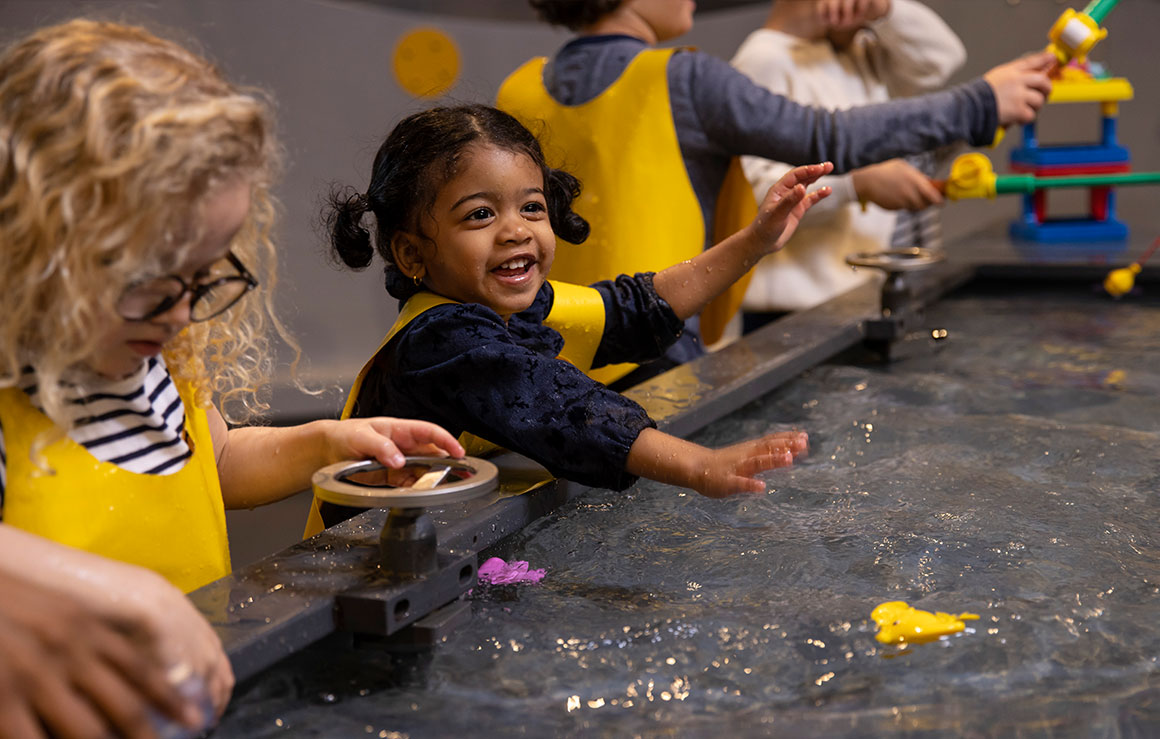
[1082,0,1120,25]
[994,171,1160,195]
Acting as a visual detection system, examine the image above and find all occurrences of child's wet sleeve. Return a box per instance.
[590,273,684,368]
[394,305,656,492]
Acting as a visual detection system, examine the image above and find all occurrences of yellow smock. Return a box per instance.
[497,48,756,355]
[302,281,606,538]
[0,377,230,593]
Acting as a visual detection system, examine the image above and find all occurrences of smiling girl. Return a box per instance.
[312,104,830,531]
[0,20,464,727]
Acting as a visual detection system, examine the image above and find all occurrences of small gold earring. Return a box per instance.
[412,273,423,287]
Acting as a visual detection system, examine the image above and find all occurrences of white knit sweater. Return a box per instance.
[731,0,966,311]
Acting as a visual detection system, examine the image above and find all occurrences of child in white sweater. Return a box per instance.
[732,0,967,324]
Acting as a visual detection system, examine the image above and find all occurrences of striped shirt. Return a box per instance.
[890,149,957,253]
[0,357,192,516]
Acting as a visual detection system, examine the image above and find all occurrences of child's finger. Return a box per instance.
[787,162,834,190]
[797,187,832,215]
[1024,70,1053,97]
[763,163,829,209]
[375,440,407,468]
[1022,49,1058,74]
[710,475,765,498]
[0,703,45,739]
[914,176,944,207]
[765,183,807,222]
[205,650,234,719]
[72,660,158,739]
[93,625,194,732]
[733,476,767,494]
[735,449,794,478]
[369,418,465,460]
[762,430,809,457]
[414,424,465,458]
[30,675,111,739]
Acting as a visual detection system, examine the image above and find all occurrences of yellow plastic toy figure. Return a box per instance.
[872,601,979,645]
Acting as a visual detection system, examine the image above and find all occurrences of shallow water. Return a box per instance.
[217,285,1160,737]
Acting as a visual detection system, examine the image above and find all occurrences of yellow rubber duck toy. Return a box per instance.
[872,601,979,646]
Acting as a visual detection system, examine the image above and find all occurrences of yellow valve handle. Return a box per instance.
[942,153,998,201]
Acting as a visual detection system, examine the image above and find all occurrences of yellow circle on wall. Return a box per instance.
[393,28,460,98]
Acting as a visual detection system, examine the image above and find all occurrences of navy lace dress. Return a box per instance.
[350,273,683,491]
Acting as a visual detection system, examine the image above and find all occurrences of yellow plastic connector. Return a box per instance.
[1049,75,1133,105]
[944,153,998,201]
[1047,9,1107,65]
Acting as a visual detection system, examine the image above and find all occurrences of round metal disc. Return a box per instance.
[845,248,944,272]
[311,456,498,509]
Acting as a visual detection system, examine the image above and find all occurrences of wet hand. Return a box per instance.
[325,417,466,468]
[693,431,809,499]
[130,569,234,720]
[0,570,200,739]
[984,51,1055,127]
[852,159,944,211]
[752,162,834,255]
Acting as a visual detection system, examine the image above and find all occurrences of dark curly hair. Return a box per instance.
[529,0,625,31]
[326,104,589,300]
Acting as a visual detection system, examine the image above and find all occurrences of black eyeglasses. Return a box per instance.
[117,252,258,322]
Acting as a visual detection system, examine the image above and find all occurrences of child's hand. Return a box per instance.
[324,417,466,468]
[852,159,944,211]
[626,429,807,498]
[124,568,234,720]
[693,431,809,498]
[817,0,891,31]
[983,51,1055,127]
[752,162,834,254]
[0,569,202,739]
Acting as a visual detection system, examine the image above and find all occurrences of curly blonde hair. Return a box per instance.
[0,19,290,431]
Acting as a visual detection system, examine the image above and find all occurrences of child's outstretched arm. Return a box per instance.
[653,162,833,320]
[626,427,809,498]
[209,412,465,509]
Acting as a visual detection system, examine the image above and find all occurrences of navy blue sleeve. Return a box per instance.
[590,272,685,368]
[376,303,655,491]
[672,51,997,174]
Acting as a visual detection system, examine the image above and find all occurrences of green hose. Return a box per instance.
[1082,0,1120,25]
[994,171,1160,195]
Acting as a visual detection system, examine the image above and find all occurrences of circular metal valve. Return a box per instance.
[312,457,498,579]
[312,456,498,509]
[845,247,944,273]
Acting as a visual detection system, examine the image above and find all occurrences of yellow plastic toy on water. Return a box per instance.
[872,601,979,646]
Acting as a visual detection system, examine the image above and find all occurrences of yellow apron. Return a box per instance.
[497,48,756,354]
[0,377,230,593]
[303,281,606,538]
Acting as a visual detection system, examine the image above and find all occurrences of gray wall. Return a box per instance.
[3,0,1158,564]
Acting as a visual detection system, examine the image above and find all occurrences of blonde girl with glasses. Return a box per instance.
[0,19,463,733]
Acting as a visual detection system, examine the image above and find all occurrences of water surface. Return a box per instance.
[219,285,1160,737]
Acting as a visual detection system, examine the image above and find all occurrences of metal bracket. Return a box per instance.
[335,549,477,637]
